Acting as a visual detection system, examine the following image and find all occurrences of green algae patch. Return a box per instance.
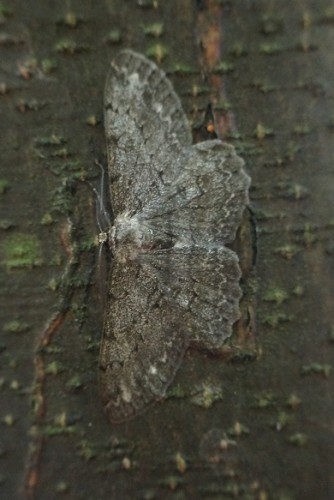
[0,179,10,195]
[142,22,164,38]
[189,382,224,409]
[2,233,43,270]
[3,320,30,334]
[146,43,169,63]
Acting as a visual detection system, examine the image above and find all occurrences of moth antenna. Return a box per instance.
[94,159,112,231]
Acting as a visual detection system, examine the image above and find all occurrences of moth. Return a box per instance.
[99,50,250,423]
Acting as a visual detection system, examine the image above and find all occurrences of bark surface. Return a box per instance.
[0,1,333,499]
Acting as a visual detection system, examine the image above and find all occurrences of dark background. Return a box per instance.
[0,0,333,499]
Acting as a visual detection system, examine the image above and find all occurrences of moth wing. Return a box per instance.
[104,49,192,216]
[99,260,188,423]
[140,140,250,246]
[141,245,242,349]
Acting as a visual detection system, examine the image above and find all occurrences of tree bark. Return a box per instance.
[0,0,333,499]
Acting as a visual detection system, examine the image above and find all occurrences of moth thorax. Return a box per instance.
[112,213,144,249]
